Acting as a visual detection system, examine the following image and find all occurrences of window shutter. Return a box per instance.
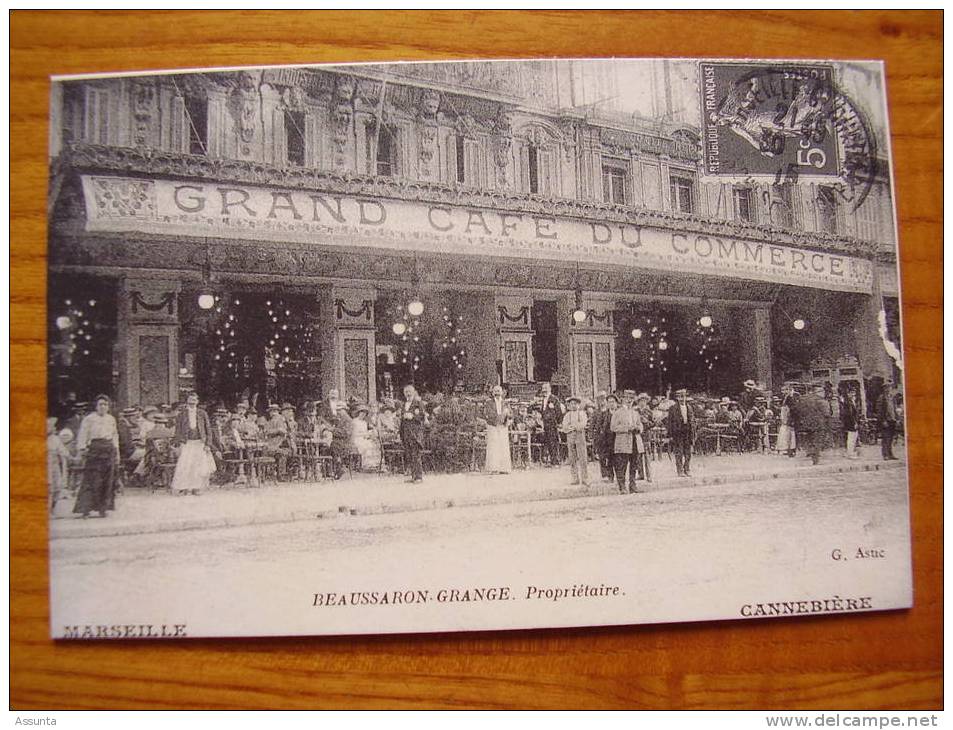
[171,95,187,153]
[273,108,287,165]
[399,122,414,178]
[304,112,318,168]
[463,138,482,188]
[518,141,531,193]
[206,94,224,157]
[84,87,109,144]
[446,133,458,185]
[538,147,556,196]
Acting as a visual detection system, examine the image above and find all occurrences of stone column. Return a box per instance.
[117,278,181,408]
[736,307,773,392]
[460,292,499,391]
[552,292,573,395]
[753,307,773,392]
[319,286,378,403]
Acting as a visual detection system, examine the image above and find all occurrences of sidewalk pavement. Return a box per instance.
[49,448,907,540]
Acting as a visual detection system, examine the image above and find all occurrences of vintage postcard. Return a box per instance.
[46,58,910,639]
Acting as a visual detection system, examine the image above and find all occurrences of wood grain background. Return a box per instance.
[10,10,942,710]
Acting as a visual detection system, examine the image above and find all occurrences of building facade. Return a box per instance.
[47,60,901,413]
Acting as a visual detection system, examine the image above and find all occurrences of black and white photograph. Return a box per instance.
[45,58,911,640]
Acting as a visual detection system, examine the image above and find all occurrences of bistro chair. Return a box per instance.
[510,429,531,470]
[147,437,178,492]
[382,440,405,475]
[220,447,252,487]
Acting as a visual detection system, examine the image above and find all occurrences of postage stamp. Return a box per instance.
[700,61,878,209]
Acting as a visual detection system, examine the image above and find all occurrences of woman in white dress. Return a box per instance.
[351,405,382,471]
[482,385,512,474]
[776,389,798,457]
[170,392,219,495]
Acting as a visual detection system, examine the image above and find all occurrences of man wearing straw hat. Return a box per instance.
[667,388,696,477]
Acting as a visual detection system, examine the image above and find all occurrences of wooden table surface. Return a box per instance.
[10,10,942,710]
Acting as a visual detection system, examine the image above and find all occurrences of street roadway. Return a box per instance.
[49,469,912,638]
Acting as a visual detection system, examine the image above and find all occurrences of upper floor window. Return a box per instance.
[670,174,695,214]
[455,134,466,184]
[451,134,484,187]
[183,94,208,156]
[816,185,839,233]
[733,187,755,223]
[376,126,395,177]
[770,182,795,228]
[602,165,627,205]
[528,144,540,194]
[517,133,556,196]
[63,84,109,145]
[284,110,306,167]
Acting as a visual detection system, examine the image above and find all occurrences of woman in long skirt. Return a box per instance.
[73,395,120,518]
[483,385,513,474]
[170,392,219,495]
[776,391,797,457]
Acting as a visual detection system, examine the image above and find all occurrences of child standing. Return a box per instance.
[46,417,71,515]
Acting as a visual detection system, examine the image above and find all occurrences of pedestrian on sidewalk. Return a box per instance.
[634,393,653,482]
[170,392,218,495]
[47,417,70,516]
[400,384,426,483]
[483,385,513,475]
[841,387,862,459]
[793,384,830,466]
[560,396,589,486]
[610,390,642,493]
[876,381,900,461]
[776,385,798,458]
[538,382,565,467]
[666,388,695,477]
[72,394,120,518]
[594,392,616,482]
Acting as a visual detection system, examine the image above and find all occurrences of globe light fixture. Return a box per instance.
[392,322,407,336]
[572,308,587,324]
[408,299,424,317]
[198,293,216,310]
[658,340,669,351]
[55,316,71,330]
[631,328,642,339]
[793,318,806,331]
[699,314,713,328]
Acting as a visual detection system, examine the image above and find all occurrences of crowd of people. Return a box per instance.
[47,377,904,517]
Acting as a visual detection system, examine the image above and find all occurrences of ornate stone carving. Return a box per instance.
[230,71,260,153]
[279,85,304,111]
[493,135,512,189]
[121,278,181,325]
[131,81,156,147]
[354,78,383,112]
[89,176,156,219]
[330,76,355,169]
[417,89,440,179]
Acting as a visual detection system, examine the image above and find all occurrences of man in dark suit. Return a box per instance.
[876,381,900,461]
[590,391,614,482]
[400,384,427,483]
[793,384,831,465]
[538,382,565,467]
[666,388,695,477]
